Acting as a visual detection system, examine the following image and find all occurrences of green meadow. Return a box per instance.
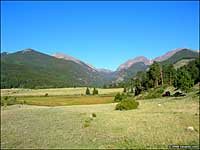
[1,87,199,149]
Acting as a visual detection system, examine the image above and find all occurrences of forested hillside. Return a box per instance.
[1,49,108,88]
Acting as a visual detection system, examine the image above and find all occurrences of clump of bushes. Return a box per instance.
[83,113,97,128]
[83,119,91,128]
[115,98,139,110]
[144,87,164,99]
[114,93,128,102]
[1,96,18,106]
[20,100,27,105]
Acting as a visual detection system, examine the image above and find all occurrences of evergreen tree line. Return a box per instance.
[125,59,199,95]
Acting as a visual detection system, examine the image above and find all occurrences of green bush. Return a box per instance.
[114,93,129,102]
[8,97,17,105]
[1,96,8,106]
[44,93,48,97]
[144,87,164,99]
[1,96,18,106]
[83,119,90,128]
[92,113,96,118]
[20,100,27,105]
[115,98,139,110]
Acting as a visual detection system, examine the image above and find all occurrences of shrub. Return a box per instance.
[1,96,17,106]
[114,93,128,102]
[83,119,90,128]
[44,93,48,97]
[114,93,122,102]
[92,113,96,118]
[115,98,139,110]
[1,96,8,106]
[144,87,164,99]
[7,97,17,105]
[20,100,27,105]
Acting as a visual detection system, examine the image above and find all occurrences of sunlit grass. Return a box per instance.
[1,95,199,149]
[1,87,123,97]
[16,95,114,106]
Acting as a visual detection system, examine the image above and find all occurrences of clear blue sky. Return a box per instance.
[1,1,199,70]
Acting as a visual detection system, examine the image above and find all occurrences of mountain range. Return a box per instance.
[1,48,199,88]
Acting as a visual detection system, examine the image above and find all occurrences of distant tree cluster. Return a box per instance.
[129,59,199,94]
[85,87,99,95]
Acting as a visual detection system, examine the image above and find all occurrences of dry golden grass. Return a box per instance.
[1,87,123,97]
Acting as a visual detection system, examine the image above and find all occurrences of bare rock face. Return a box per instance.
[117,56,151,71]
[53,53,82,65]
[53,53,99,72]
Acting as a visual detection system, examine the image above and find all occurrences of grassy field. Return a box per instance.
[1,94,199,149]
[1,87,122,106]
[1,87,123,97]
[15,95,114,106]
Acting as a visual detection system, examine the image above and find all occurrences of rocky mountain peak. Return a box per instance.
[117,56,151,71]
[153,48,188,62]
[53,53,82,65]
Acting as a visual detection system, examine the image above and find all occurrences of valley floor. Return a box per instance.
[1,95,199,149]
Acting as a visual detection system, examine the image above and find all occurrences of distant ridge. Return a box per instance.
[52,53,83,65]
[117,56,151,72]
[1,48,199,88]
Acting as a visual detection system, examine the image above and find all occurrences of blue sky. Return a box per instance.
[1,1,199,70]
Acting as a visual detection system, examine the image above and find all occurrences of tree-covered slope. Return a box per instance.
[1,49,107,88]
[113,49,198,83]
[161,49,199,66]
[113,62,149,82]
